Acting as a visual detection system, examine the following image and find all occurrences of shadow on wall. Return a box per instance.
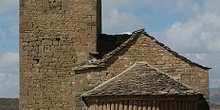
[199,97,210,110]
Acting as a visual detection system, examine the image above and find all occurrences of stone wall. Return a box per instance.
[19,0,101,109]
[20,0,209,110]
[74,33,209,110]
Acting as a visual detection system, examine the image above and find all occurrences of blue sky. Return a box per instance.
[0,0,220,98]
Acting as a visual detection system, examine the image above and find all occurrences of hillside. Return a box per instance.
[210,104,220,110]
[0,98,18,110]
[210,88,220,104]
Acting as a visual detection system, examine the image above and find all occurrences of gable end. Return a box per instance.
[73,29,210,72]
[144,33,211,70]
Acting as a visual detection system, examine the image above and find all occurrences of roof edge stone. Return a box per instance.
[141,32,211,70]
[73,28,211,72]
[73,29,145,71]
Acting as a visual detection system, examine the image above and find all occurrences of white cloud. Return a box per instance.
[102,0,204,34]
[0,0,21,98]
[0,0,18,15]
[147,0,220,88]
[103,9,144,33]
[102,0,180,34]
[0,52,19,74]
[153,12,220,53]
[122,31,132,35]
[174,0,202,16]
[0,52,19,97]
[103,0,176,9]
[0,73,19,98]
[103,0,149,10]
[103,0,152,33]
[9,25,18,35]
[0,0,219,97]
[205,0,220,15]
[183,53,220,88]
[0,0,18,39]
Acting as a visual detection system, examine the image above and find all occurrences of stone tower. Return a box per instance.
[19,0,101,109]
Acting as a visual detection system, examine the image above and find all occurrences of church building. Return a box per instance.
[19,0,210,110]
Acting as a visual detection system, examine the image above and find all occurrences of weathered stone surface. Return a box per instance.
[20,0,209,110]
[20,0,101,109]
[74,30,209,110]
[82,62,201,97]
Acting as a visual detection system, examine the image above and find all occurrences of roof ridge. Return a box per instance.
[81,62,140,97]
[143,62,200,93]
[100,29,145,63]
[129,62,200,94]
[73,29,145,71]
[142,32,211,70]
[73,29,210,71]
[81,62,201,97]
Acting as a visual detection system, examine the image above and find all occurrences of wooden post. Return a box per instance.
[173,101,177,110]
[156,101,160,110]
[143,101,147,110]
[194,101,198,110]
[138,101,142,110]
[181,101,185,110]
[114,102,119,110]
[152,101,156,110]
[119,101,123,110]
[134,101,138,110]
[103,102,107,110]
[89,104,95,110]
[148,101,152,110]
[159,101,164,110]
[110,102,114,110]
[177,101,181,110]
[169,101,173,110]
[164,101,168,110]
[124,101,128,110]
[107,103,111,110]
[129,101,133,110]
[98,102,103,110]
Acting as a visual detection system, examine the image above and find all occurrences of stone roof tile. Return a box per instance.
[82,62,201,97]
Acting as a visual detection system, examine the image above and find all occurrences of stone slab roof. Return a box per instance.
[74,29,210,71]
[82,62,201,97]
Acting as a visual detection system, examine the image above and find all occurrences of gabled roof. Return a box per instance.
[74,29,210,71]
[82,62,201,97]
